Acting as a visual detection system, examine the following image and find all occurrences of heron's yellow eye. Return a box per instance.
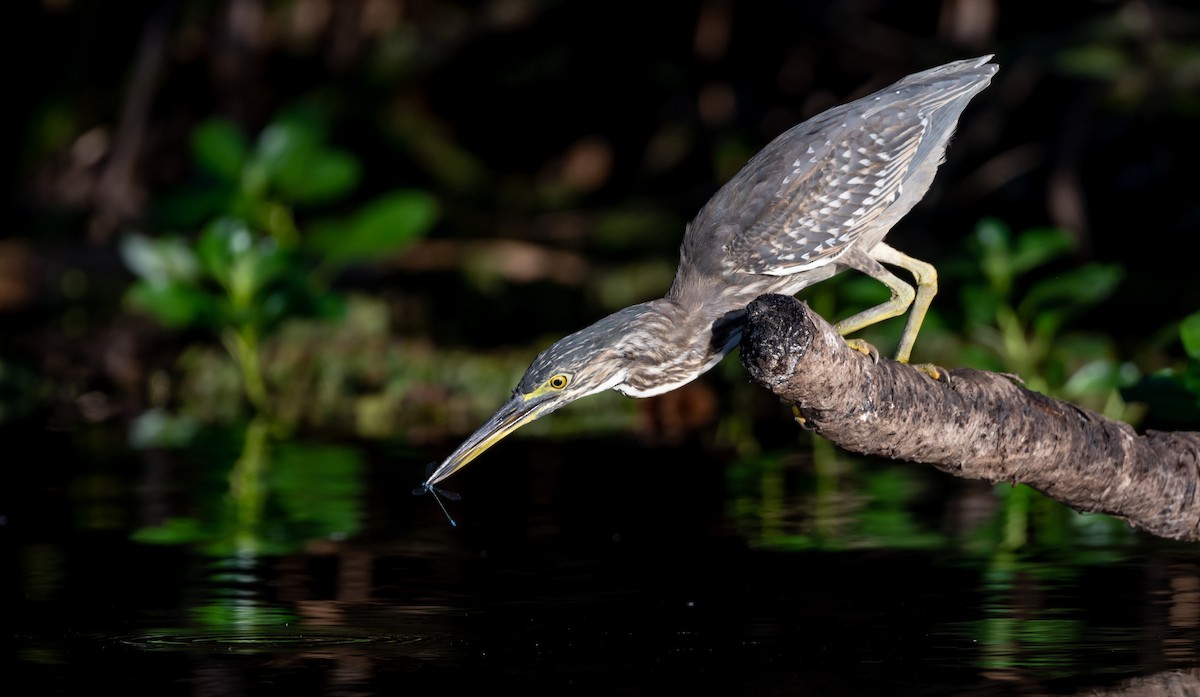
[548,374,570,390]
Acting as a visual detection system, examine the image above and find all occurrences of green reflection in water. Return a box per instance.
[728,444,947,551]
[982,553,1069,673]
[230,416,271,554]
[191,553,299,630]
[954,551,1126,679]
[134,416,363,556]
[132,415,367,633]
[964,483,1135,557]
[731,442,1137,554]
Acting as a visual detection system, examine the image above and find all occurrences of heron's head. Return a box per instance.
[423,304,655,486]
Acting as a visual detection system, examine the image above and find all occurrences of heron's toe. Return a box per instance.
[912,362,949,383]
[844,338,880,363]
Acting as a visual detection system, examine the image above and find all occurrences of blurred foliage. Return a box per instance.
[157,293,637,442]
[1123,309,1200,426]
[944,219,1135,420]
[10,0,1200,562]
[120,112,437,559]
[122,111,438,417]
[1056,2,1200,114]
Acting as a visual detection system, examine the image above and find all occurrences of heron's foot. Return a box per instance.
[844,338,880,363]
[911,362,949,383]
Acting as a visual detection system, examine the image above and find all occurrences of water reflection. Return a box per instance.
[117,413,424,663]
[724,438,1200,691]
[970,552,1119,681]
[132,415,364,556]
[729,437,1138,553]
[1159,562,1200,667]
[921,551,1200,691]
[8,417,1200,695]
[190,552,297,630]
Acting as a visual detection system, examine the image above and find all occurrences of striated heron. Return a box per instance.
[421,55,997,492]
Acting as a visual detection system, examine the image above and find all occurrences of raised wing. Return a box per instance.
[709,56,996,279]
[721,113,925,276]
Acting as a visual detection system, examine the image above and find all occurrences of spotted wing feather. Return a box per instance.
[715,59,996,278]
[723,115,925,276]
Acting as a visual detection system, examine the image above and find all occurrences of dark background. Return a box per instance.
[6,5,1200,694]
[3,0,1200,467]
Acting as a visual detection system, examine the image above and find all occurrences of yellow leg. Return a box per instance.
[872,243,937,365]
[831,243,938,364]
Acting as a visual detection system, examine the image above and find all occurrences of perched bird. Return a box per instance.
[420,55,997,491]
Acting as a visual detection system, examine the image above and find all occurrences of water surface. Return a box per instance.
[4,421,1198,696]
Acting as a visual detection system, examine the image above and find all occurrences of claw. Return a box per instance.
[912,362,949,383]
[844,338,880,363]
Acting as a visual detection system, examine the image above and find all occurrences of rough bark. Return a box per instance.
[739,294,1200,542]
[1076,669,1200,697]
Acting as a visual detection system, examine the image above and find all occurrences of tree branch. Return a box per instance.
[739,293,1200,542]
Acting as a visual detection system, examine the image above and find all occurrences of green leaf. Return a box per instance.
[247,113,361,205]
[119,233,200,286]
[1011,227,1075,276]
[1030,310,1066,346]
[1017,263,1123,317]
[1180,312,1200,360]
[254,118,320,181]
[960,284,1001,328]
[196,217,288,311]
[1182,365,1200,397]
[308,190,438,265]
[253,200,300,246]
[129,408,200,449]
[972,218,1013,295]
[127,279,220,328]
[974,217,1012,250]
[1123,373,1200,423]
[273,149,361,205]
[151,185,237,228]
[191,119,249,182]
[244,243,288,297]
[196,217,253,287]
[1062,359,1122,397]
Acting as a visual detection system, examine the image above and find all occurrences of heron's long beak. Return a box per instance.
[424,393,552,486]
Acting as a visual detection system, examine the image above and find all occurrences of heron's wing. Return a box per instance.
[722,114,925,277]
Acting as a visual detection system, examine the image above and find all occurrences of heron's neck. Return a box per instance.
[613,297,744,398]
